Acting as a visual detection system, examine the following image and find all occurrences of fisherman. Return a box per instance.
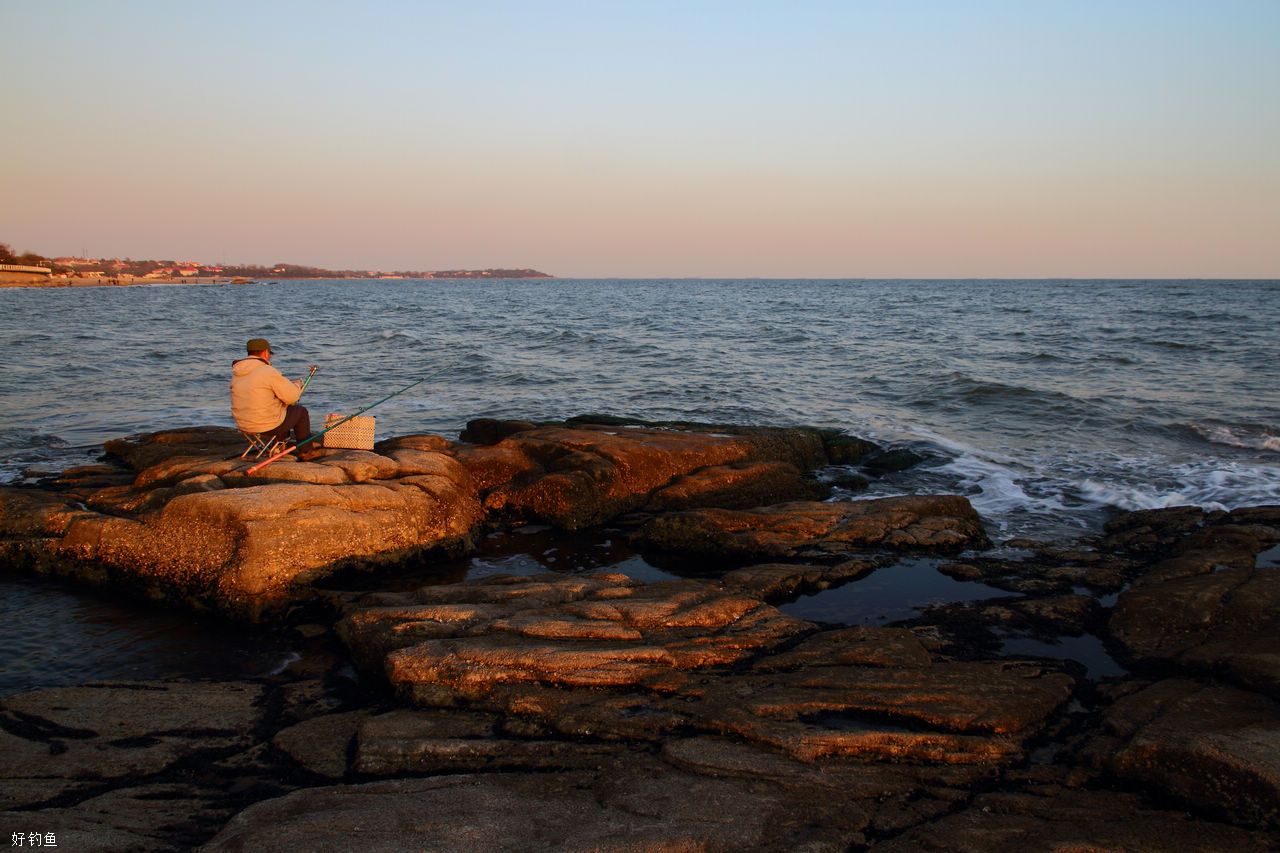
[230,337,321,460]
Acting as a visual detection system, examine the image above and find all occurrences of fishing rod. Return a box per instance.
[246,370,438,475]
[300,364,318,393]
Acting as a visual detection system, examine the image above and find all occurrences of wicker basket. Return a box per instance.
[323,413,376,450]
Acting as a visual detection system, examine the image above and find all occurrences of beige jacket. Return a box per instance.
[229,357,301,433]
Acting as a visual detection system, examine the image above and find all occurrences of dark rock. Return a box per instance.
[685,660,1075,763]
[634,495,987,560]
[353,709,618,775]
[1108,566,1280,696]
[271,711,369,779]
[874,784,1274,851]
[821,433,881,465]
[201,762,874,852]
[1103,505,1206,553]
[0,681,264,782]
[1087,679,1280,828]
[458,418,538,445]
[720,559,877,602]
[752,626,934,670]
[861,447,927,475]
[0,783,231,853]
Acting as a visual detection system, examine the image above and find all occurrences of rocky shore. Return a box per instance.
[1,417,1279,850]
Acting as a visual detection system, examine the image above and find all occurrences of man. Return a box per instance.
[230,337,321,461]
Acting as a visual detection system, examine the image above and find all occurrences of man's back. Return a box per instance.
[230,357,300,433]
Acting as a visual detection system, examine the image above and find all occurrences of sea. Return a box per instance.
[2,278,1277,692]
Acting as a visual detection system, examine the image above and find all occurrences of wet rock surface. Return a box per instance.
[634,494,988,560]
[4,424,1280,849]
[0,420,868,617]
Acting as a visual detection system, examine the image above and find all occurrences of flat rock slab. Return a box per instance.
[200,763,872,852]
[353,709,619,776]
[0,681,264,783]
[341,572,1072,766]
[1087,678,1280,828]
[634,495,987,560]
[686,660,1075,763]
[721,559,878,601]
[1105,506,1280,696]
[339,572,813,700]
[0,783,233,853]
[873,785,1275,852]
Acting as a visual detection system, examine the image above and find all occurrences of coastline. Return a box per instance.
[0,276,230,288]
[2,417,1278,848]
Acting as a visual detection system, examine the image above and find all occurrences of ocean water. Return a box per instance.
[2,278,1277,539]
[2,278,1277,694]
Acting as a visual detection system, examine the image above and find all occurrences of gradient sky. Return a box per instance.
[3,1,1278,277]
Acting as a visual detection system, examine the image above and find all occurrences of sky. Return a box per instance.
[2,1,1278,278]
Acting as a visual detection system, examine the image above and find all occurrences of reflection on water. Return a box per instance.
[999,633,1127,679]
[779,558,1015,626]
[317,525,681,594]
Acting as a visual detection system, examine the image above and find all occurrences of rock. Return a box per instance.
[465,424,831,530]
[1090,679,1280,828]
[861,447,927,475]
[0,487,95,537]
[752,626,934,670]
[688,660,1074,763]
[1103,505,1207,553]
[275,679,347,724]
[458,418,538,445]
[353,709,618,775]
[720,559,878,602]
[634,496,987,560]
[969,594,1103,636]
[1,428,484,617]
[344,574,813,702]
[201,761,873,852]
[873,784,1274,851]
[644,461,827,511]
[271,710,369,779]
[375,433,456,454]
[937,552,1133,594]
[659,735,986,795]
[1109,566,1280,696]
[0,681,264,782]
[3,421,881,616]
[0,783,234,853]
[103,426,247,471]
[820,433,881,465]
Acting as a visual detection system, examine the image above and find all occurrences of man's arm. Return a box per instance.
[269,367,303,405]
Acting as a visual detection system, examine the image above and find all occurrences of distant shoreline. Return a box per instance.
[0,275,557,289]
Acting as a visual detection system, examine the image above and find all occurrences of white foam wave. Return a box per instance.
[1078,461,1280,513]
[933,453,1081,533]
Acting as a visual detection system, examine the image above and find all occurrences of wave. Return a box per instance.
[917,372,1088,413]
[1185,422,1280,452]
[1077,461,1280,513]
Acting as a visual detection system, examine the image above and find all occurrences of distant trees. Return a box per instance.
[0,242,52,267]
